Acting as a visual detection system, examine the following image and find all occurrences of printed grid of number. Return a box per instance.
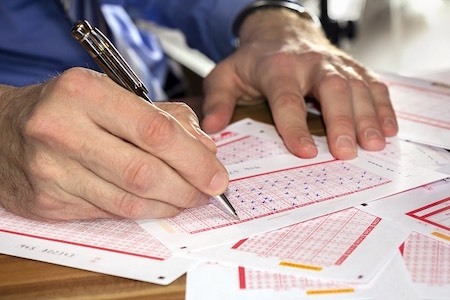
[238,266,353,291]
[166,160,390,234]
[0,208,171,259]
[216,135,290,165]
[402,232,450,286]
[234,208,381,267]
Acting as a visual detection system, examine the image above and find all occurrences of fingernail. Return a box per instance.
[336,135,356,151]
[364,128,383,140]
[383,117,397,129]
[209,170,229,193]
[300,137,316,148]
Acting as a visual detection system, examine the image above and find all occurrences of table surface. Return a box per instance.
[0,98,325,300]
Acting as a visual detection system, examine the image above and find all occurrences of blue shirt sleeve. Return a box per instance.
[119,0,254,62]
[0,0,99,86]
[0,0,255,86]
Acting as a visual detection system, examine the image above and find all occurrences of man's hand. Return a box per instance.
[0,67,228,221]
[202,8,398,160]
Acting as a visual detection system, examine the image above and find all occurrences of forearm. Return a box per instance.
[238,7,329,49]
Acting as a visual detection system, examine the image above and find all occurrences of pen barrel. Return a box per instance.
[71,20,151,102]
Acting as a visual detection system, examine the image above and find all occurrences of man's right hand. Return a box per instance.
[0,67,228,221]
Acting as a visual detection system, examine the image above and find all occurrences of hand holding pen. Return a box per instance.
[71,20,238,219]
[0,23,232,222]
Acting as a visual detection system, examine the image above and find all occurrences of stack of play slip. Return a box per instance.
[181,73,450,299]
[0,73,449,299]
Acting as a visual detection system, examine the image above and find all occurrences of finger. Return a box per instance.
[342,61,398,137]
[201,63,239,133]
[315,68,357,160]
[74,73,229,197]
[27,148,207,220]
[60,124,211,210]
[156,102,217,153]
[367,79,398,137]
[67,165,185,219]
[336,66,386,151]
[259,71,318,158]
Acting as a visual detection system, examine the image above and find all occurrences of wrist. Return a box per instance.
[233,0,321,46]
[238,8,327,49]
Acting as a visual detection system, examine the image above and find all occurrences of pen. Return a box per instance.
[71,20,239,220]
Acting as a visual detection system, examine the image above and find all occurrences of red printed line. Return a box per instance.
[238,266,247,289]
[0,228,164,261]
[217,135,250,147]
[399,242,405,256]
[335,217,381,265]
[230,159,337,183]
[406,197,449,216]
[395,111,450,129]
[406,215,450,231]
[232,239,248,249]
[406,197,450,231]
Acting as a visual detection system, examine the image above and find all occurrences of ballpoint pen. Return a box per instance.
[71,20,239,220]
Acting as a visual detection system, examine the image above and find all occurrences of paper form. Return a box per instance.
[361,137,450,175]
[360,179,450,245]
[0,207,195,284]
[401,232,450,299]
[138,120,447,252]
[184,207,410,283]
[185,252,419,300]
[211,118,306,165]
[379,72,450,149]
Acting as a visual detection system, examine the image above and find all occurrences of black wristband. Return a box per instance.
[232,0,321,37]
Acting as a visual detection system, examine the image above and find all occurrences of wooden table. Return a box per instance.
[0,99,325,300]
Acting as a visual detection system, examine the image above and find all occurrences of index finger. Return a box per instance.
[201,63,239,133]
[260,71,318,158]
[80,72,230,196]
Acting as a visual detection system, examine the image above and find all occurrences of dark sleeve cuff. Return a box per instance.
[232,0,321,38]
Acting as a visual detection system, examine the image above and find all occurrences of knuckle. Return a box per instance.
[114,193,146,219]
[136,112,176,149]
[170,102,196,116]
[332,114,355,128]
[321,74,349,94]
[47,68,93,100]
[23,69,94,145]
[299,51,323,64]
[122,159,154,193]
[355,114,378,128]
[347,77,368,90]
[274,92,305,108]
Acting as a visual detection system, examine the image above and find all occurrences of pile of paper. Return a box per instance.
[0,73,449,299]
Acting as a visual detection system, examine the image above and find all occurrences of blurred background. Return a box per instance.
[305,0,450,80]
